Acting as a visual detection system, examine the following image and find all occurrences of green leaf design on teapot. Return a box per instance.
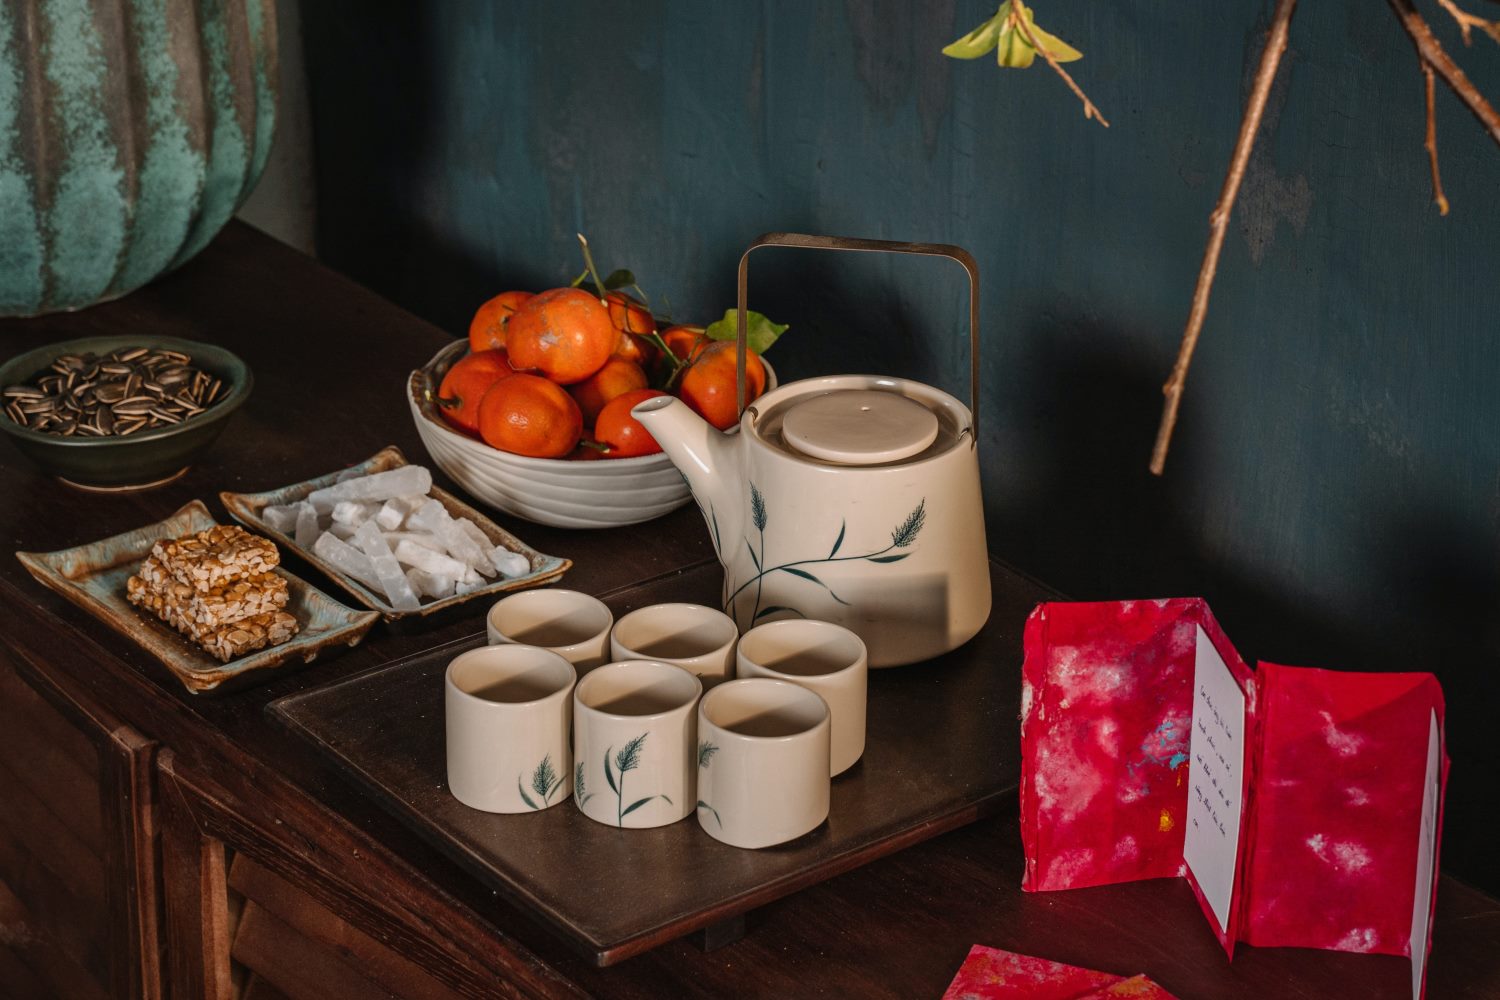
[717,485,927,628]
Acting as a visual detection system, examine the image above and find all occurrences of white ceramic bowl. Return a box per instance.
[408,339,774,529]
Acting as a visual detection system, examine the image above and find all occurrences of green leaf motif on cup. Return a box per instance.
[602,733,671,827]
[574,761,593,806]
[698,740,719,768]
[518,753,565,811]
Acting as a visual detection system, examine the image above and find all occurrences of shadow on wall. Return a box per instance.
[298,2,505,330]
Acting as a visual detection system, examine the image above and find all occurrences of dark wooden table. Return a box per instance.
[1,223,1497,999]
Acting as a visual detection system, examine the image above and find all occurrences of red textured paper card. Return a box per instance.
[941,945,1122,999]
[1240,663,1447,1000]
[1074,975,1180,999]
[1020,598,1254,952]
[1019,599,1448,1000]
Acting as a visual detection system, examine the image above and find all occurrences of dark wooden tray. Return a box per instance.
[267,558,1031,966]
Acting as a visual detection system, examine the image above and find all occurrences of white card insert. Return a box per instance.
[1182,624,1246,934]
[1408,710,1441,1000]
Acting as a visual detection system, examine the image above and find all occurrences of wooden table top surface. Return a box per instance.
[1,222,1497,999]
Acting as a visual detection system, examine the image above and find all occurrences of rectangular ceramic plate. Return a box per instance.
[267,558,1044,966]
[16,500,380,695]
[221,445,570,621]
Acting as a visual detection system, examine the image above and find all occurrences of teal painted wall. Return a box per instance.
[301,1,1500,891]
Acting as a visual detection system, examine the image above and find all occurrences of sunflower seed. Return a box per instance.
[11,346,226,437]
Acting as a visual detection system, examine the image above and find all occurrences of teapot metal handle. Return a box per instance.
[735,232,980,437]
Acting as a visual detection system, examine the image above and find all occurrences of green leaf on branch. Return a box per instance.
[570,268,638,295]
[704,309,790,355]
[944,1,1084,70]
[941,5,1007,59]
[1024,11,1082,62]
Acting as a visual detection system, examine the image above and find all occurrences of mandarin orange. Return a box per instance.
[595,389,667,458]
[437,348,519,436]
[468,290,533,353]
[506,287,617,385]
[676,342,766,431]
[606,291,659,367]
[477,373,583,458]
[567,357,648,426]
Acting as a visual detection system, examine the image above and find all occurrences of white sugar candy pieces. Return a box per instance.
[383,531,446,553]
[393,539,469,580]
[294,502,321,548]
[405,567,455,600]
[308,465,432,509]
[453,518,497,576]
[311,531,384,592]
[376,494,425,531]
[286,464,535,607]
[494,549,531,578]
[405,497,449,535]
[261,504,299,534]
[331,500,378,525]
[354,521,421,611]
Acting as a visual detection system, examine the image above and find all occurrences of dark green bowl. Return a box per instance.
[0,335,252,491]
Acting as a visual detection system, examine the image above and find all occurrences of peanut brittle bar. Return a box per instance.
[144,524,278,594]
[127,568,289,640]
[199,611,299,663]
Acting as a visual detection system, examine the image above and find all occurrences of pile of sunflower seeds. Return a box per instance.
[2,346,227,438]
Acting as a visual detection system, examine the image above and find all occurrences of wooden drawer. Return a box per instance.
[0,656,161,999]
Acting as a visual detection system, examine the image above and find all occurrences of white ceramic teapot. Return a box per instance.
[633,233,991,667]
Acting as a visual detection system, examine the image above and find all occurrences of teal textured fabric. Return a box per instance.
[0,0,277,315]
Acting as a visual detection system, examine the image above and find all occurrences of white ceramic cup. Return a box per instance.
[736,619,867,776]
[573,660,701,829]
[695,678,831,849]
[610,603,738,685]
[445,644,576,813]
[487,589,612,671]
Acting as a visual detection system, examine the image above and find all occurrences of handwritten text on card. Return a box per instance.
[1182,625,1246,934]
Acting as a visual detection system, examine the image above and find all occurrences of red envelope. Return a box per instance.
[1020,599,1448,1000]
[1074,976,1180,999]
[941,944,1122,999]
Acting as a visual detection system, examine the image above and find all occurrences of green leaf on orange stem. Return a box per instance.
[1022,7,1082,62]
[941,5,1007,59]
[704,310,790,355]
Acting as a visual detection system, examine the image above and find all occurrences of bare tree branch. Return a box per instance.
[1009,4,1111,128]
[1150,0,1298,476]
[1436,0,1500,46]
[1389,0,1500,146]
[1423,64,1451,214]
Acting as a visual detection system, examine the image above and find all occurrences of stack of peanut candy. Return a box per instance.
[127,525,299,662]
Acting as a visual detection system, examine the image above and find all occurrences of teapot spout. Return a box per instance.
[631,395,742,551]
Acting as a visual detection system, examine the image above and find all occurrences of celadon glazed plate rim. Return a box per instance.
[219,445,571,621]
[16,500,380,695]
[0,334,253,449]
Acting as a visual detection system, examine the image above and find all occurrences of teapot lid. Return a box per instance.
[780,389,939,465]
